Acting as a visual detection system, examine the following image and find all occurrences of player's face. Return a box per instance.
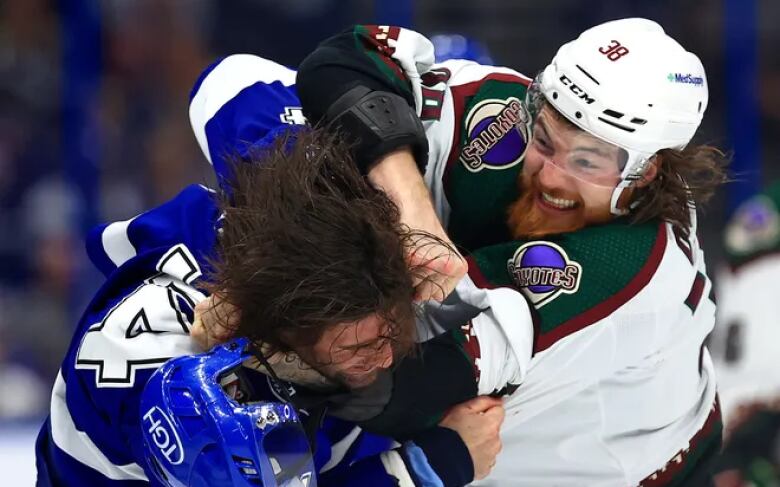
[305,313,395,389]
[508,106,625,239]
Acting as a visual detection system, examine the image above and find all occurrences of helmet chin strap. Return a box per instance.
[609,180,632,216]
[610,153,658,216]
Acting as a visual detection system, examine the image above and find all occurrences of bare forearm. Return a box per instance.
[368,147,437,224]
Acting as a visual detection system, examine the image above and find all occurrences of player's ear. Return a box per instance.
[634,156,659,189]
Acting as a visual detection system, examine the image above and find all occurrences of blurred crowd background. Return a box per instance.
[0,0,778,483]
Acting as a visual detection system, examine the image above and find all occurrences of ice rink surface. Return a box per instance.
[0,422,41,486]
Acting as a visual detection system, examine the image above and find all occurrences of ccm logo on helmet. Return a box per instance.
[559,75,595,105]
[143,406,185,465]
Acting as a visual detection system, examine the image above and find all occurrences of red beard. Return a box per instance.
[507,176,587,239]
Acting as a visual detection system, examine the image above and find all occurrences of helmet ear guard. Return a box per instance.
[140,339,317,487]
[531,18,708,215]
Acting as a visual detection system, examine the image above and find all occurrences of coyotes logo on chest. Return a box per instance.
[507,241,582,307]
[460,97,529,172]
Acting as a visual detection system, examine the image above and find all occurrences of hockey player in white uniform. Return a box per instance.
[708,183,780,485]
[712,181,780,424]
[287,18,728,486]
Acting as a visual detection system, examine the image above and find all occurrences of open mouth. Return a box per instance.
[538,192,578,211]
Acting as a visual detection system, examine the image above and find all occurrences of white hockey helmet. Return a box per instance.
[529,18,708,214]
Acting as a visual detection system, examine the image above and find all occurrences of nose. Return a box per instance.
[537,158,571,189]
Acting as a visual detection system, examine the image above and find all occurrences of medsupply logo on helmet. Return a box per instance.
[143,406,185,465]
[460,97,529,172]
[507,242,582,307]
[667,73,705,86]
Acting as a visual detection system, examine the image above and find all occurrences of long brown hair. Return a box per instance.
[629,145,729,233]
[205,128,430,362]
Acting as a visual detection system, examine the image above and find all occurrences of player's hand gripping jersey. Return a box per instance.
[294,25,722,485]
[34,58,476,486]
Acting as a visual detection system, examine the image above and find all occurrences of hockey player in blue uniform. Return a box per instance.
[34,61,504,485]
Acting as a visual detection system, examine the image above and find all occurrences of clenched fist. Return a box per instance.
[439,396,505,481]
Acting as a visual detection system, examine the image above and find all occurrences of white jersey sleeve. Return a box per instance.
[449,275,533,396]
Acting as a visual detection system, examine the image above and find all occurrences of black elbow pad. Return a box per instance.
[325,86,429,174]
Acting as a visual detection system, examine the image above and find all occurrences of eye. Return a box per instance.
[574,158,598,170]
[534,133,552,152]
[338,336,390,354]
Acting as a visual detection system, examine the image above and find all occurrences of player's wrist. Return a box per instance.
[405,426,474,486]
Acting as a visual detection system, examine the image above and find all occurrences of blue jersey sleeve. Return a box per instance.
[314,419,474,487]
[189,54,304,189]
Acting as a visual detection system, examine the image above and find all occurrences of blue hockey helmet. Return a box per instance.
[430,33,494,65]
[139,338,317,487]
